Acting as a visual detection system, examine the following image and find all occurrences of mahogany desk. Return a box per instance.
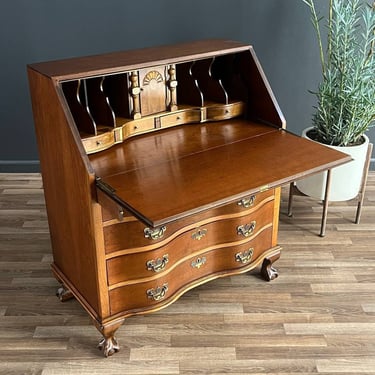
[27,39,350,356]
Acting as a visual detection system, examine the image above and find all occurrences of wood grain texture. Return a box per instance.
[27,69,105,320]
[94,121,350,226]
[1,172,375,374]
[28,39,251,80]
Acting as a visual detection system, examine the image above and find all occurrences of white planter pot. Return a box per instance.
[296,127,369,201]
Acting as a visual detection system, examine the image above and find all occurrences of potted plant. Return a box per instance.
[296,0,375,201]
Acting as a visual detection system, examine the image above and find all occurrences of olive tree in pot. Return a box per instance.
[297,0,375,201]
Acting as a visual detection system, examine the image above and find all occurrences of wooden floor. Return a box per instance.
[0,173,375,375]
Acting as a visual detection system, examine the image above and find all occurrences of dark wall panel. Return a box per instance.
[1,0,373,171]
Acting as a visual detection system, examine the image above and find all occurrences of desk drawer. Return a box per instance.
[160,110,200,128]
[103,190,275,254]
[107,217,272,285]
[106,202,274,284]
[100,189,274,224]
[109,226,273,315]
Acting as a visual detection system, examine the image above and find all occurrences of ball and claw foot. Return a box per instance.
[56,286,74,302]
[98,336,120,357]
[261,258,279,281]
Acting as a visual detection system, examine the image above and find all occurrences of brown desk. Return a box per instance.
[28,40,350,356]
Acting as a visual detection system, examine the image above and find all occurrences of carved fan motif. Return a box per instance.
[143,70,164,86]
[138,67,167,116]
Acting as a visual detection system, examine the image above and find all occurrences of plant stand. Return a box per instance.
[287,143,373,237]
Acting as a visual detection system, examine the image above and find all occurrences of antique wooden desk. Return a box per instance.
[27,40,350,356]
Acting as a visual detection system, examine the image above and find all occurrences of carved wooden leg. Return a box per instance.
[56,285,74,302]
[261,252,281,281]
[98,336,120,357]
[94,320,124,357]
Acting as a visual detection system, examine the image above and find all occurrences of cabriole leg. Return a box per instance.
[56,285,74,302]
[94,320,124,357]
[98,336,120,357]
[261,251,281,281]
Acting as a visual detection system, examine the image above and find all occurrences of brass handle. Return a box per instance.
[238,195,256,208]
[237,221,256,237]
[146,283,168,301]
[191,256,207,269]
[146,255,169,273]
[235,248,254,264]
[192,228,207,241]
[144,226,166,240]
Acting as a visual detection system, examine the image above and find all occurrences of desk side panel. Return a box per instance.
[238,48,286,128]
[27,68,109,319]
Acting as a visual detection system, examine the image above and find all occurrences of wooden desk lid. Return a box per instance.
[94,121,351,227]
[28,39,251,80]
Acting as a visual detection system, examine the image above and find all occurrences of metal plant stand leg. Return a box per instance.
[287,169,331,237]
[355,143,373,224]
[287,182,308,218]
[320,169,332,237]
[287,182,295,217]
[288,143,373,236]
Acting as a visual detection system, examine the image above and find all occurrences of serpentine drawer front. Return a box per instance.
[105,192,274,284]
[106,222,273,285]
[102,190,275,254]
[108,226,274,315]
[28,39,351,356]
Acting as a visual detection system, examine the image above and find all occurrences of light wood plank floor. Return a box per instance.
[0,172,375,375]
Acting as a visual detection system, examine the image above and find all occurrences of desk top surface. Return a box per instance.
[90,120,350,226]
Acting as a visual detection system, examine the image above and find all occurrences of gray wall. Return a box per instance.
[1,0,374,172]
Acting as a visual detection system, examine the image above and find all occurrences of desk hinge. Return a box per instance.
[96,177,116,195]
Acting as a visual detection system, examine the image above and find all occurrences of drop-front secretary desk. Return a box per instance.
[27,39,350,356]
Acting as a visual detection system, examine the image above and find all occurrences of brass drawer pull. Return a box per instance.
[191,228,207,241]
[146,254,169,273]
[237,221,256,237]
[146,283,168,301]
[191,256,207,269]
[238,195,256,208]
[235,248,254,264]
[144,226,166,240]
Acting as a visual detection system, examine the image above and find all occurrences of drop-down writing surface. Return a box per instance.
[95,121,351,227]
[89,119,276,177]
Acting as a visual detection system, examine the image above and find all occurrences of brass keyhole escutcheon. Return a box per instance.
[192,228,207,241]
[191,256,207,269]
